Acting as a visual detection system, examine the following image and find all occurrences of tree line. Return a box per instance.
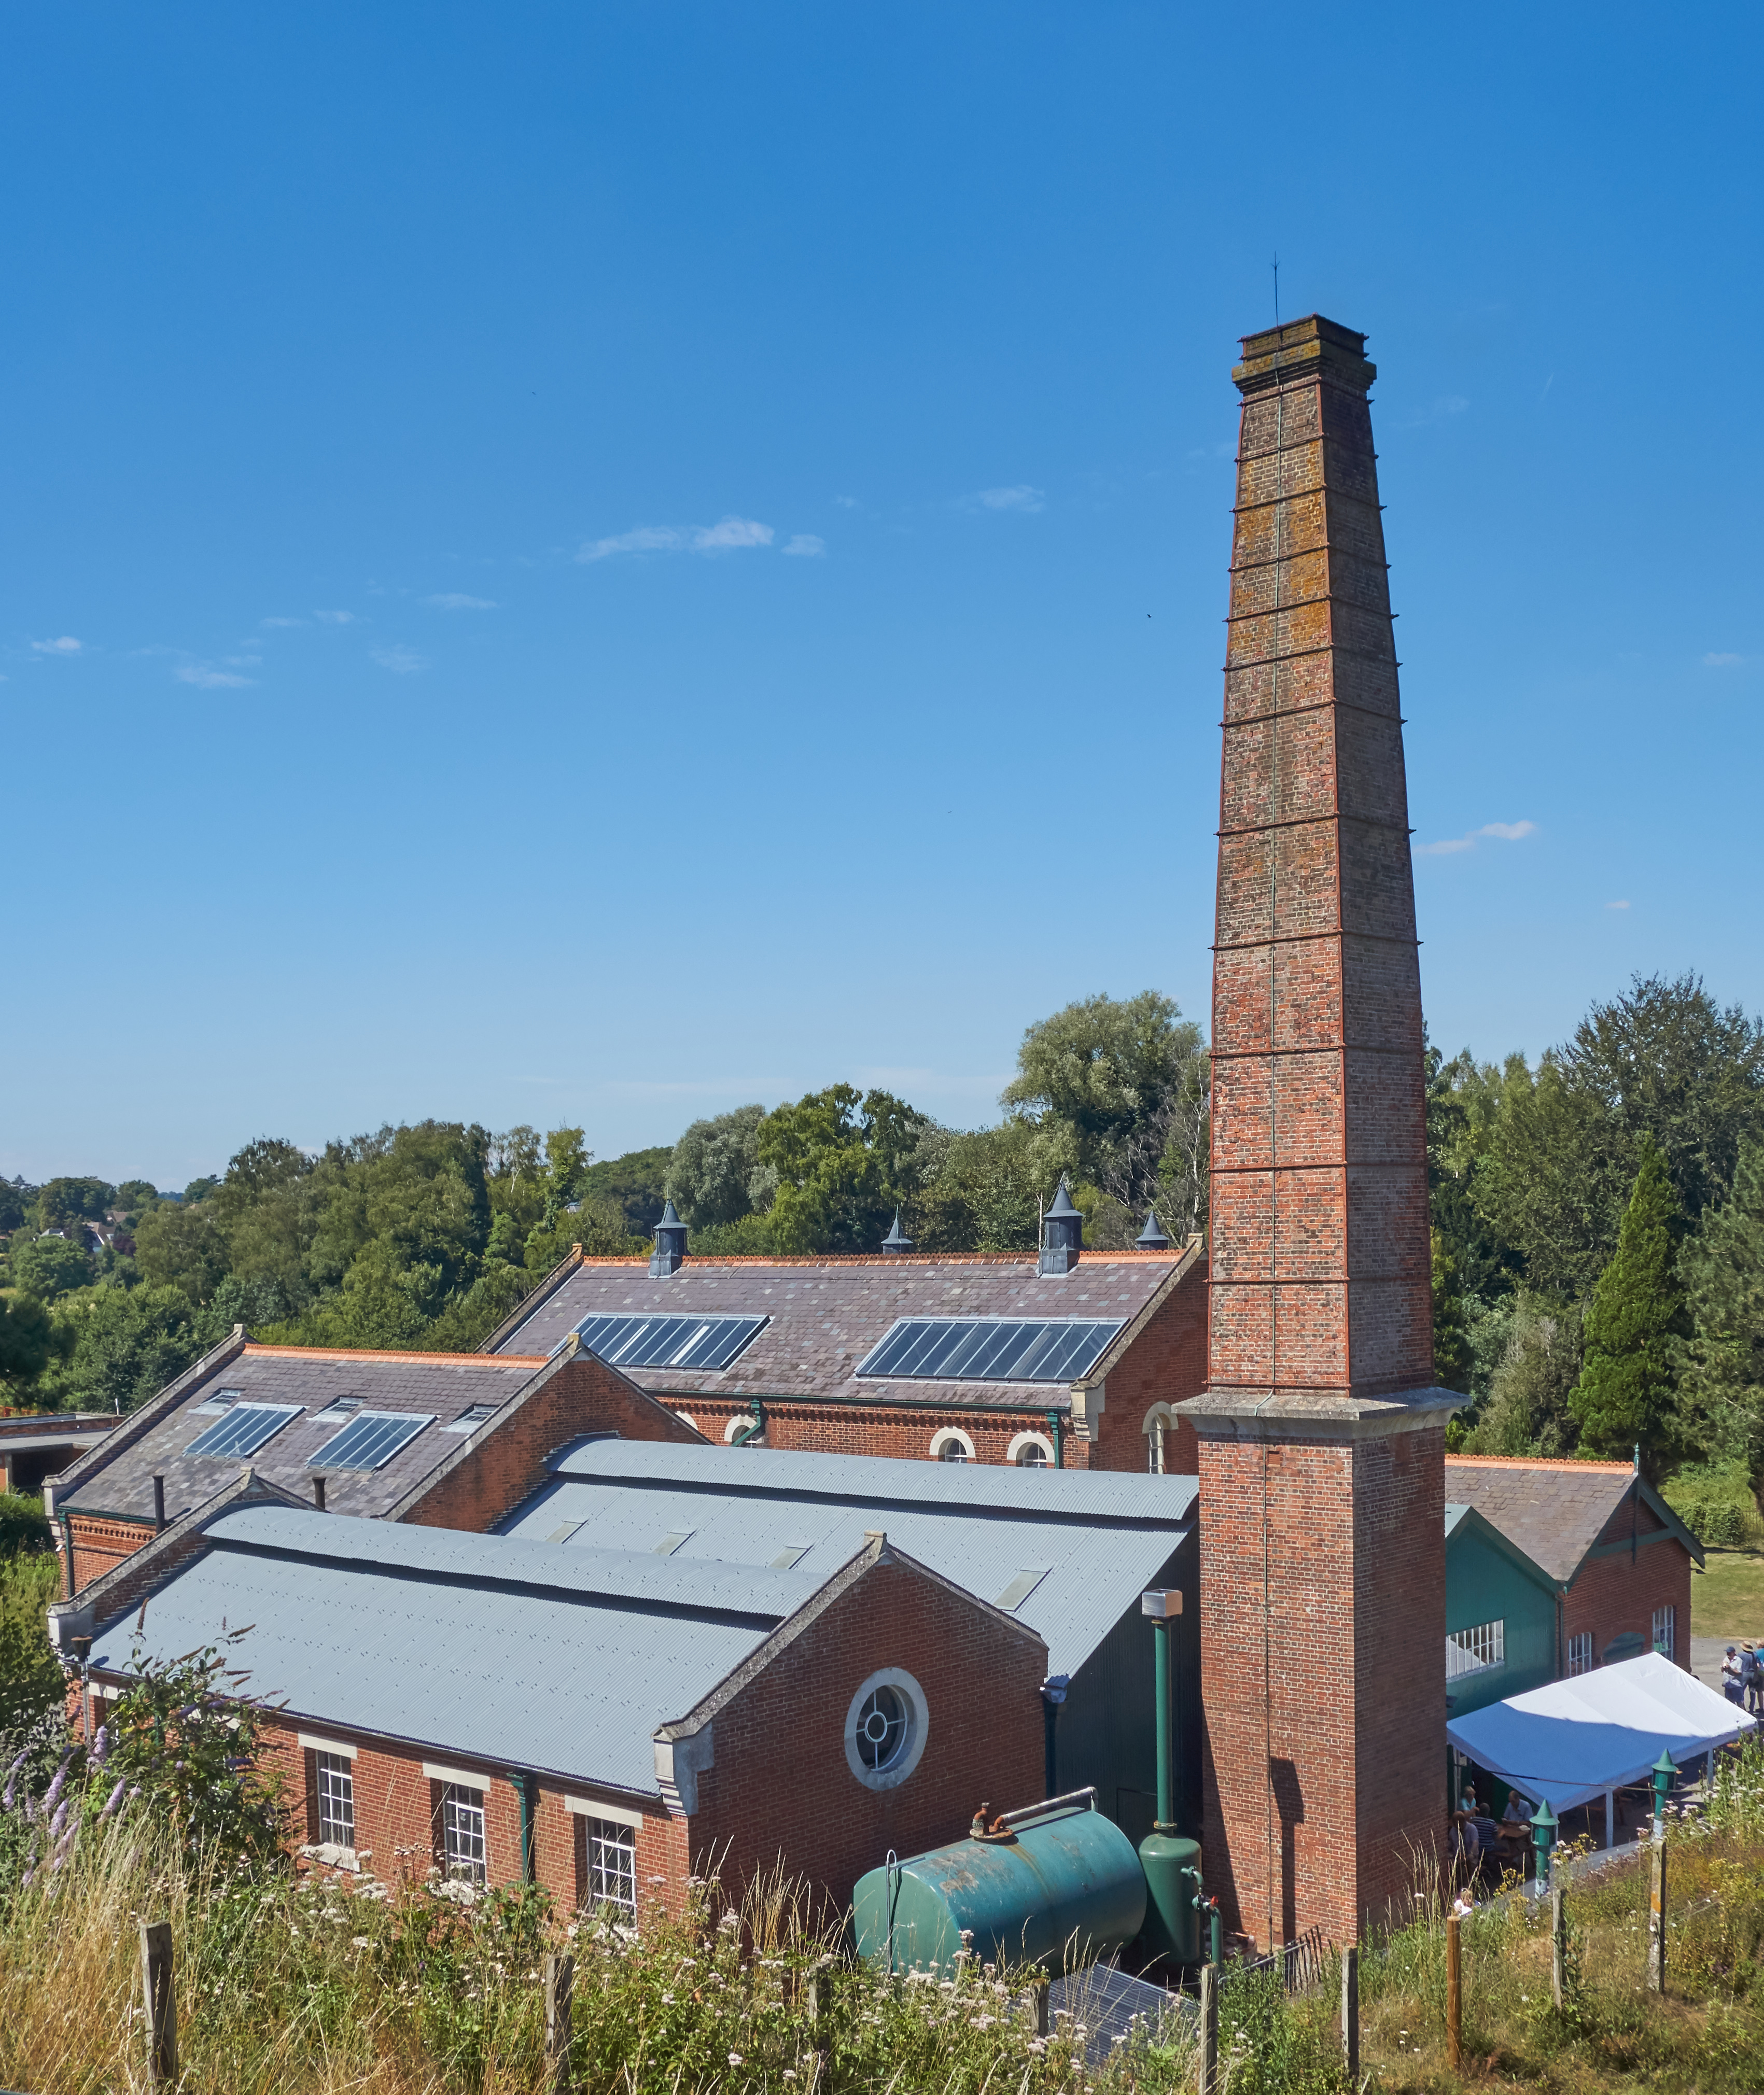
[0,992,1206,1415]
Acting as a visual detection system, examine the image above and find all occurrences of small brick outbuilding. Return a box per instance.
[47,1474,1045,1919]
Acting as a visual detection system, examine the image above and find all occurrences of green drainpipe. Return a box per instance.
[508,1771,537,1883]
[1046,1408,1064,1469]
[60,1511,76,1601]
[731,1398,766,1446]
[1137,1587,1201,1964]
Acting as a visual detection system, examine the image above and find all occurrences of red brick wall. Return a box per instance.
[1195,1419,1445,1952]
[1086,1258,1209,1475]
[659,1399,1091,1470]
[251,1720,688,1917]
[1564,1540,1693,1670]
[65,1514,155,1594]
[394,1353,704,1534]
[691,1556,1046,1916]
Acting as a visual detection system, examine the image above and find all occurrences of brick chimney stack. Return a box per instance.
[1178,315,1458,1951]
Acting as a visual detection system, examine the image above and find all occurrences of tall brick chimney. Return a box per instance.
[1177,315,1458,1951]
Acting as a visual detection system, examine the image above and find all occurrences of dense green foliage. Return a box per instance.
[1571,1142,1689,1470]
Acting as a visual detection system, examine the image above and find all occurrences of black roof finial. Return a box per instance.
[1136,1208,1172,1251]
[881,1209,914,1255]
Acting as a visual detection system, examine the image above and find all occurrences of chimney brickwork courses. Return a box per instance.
[1177,315,1458,1952]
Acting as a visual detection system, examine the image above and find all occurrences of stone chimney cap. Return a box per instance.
[1233,313,1376,398]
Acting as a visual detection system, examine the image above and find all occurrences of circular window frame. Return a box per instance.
[844,1667,930,1791]
[929,1426,976,1464]
[1007,1430,1055,1468]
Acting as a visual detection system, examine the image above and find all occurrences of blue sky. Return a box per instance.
[4,2,1760,1188]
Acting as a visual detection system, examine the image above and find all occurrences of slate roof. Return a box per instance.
[50,1339,548,1526]
[500,1438,1195,1678]
[1444,1457,1702,1587]
[83,1505,822,1799]
[486,1249,1192,1412]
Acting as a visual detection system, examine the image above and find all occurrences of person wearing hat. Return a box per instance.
[1742,1641,1762,1715]
[1722,1644,1744,1704]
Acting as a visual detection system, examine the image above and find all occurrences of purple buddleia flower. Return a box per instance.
[48,1801,68,1842]
[42,1751,72,1814]
[99,1778,127,1821]
[91,1724,109,1765]
[3,1746,28,1810]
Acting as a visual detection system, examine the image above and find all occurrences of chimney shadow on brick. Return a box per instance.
[1270,1756,1305,1949]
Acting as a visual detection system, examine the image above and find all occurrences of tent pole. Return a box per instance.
[1605,1790,1613,1850]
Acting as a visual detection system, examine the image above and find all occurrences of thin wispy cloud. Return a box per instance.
[973,485,1045,513]
[31,636,82,654]
[176,662,254,689]
[261,615,304,628]
[1415,819,1538,859]
[834,495,860,509]
[1704,651,1744,668]
[577,515,775,563]
[314,609,358,625]
[1608,899,1631,910]
[1397,396,1471,430]
[370,645,423,674]
[424,593,499,610]
[783,535,825,558]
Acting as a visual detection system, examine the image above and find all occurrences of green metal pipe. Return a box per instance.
[509,1771,537,1883]
[1153,1616,1173,1829]
[1046,1408,1064,1469]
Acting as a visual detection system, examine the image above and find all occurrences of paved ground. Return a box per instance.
[1691,1635,1729,1692]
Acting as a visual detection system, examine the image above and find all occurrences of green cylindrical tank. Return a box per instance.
[1138,1829,1201,1964]
[852,1791,1146,1976]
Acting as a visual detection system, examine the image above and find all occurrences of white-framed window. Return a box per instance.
[1566,1631,1594,1677]
[1653,1605,1676,1661]
[843,1667,930,1791]
[1007,1430,1054,1468]
[929,1427,975,1464]
[1142,1403,1174,1474]
[583,1817,637,1917]
[315,1752,355,1848]
[1446,1619,1505,1681]
[441,1783,487,1886]
[672,1412,699,1434]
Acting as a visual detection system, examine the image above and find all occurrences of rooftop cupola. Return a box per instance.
[1039,1178,1084,1277]
[1136,1208,1172,1251]
[650,1201,688,1278]
[881,1210,915,1255]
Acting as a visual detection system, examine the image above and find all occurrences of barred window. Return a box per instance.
[315,1752,355,1849]
[584,1817,637,1917]
[1446,1619,1505,1680]
[1652,1605,1676,1662]
[441,1784,487,1886]
[1566,1631,1594,1677]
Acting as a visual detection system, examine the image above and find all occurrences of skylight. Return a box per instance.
[568,1313,768,1373]
[855,1318,1124,1384]
[309,1396,364,1426]
[308,1411,435,1472]
[190,1386,245,1418]
[443,1402,499,1433]
[185,1403,303,1459]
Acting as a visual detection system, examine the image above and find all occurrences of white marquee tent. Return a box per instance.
[1447,1652,1755,1838]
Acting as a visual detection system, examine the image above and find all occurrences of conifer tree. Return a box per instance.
[1678,1137,1764,1504]
[1571,1138,1687,1472]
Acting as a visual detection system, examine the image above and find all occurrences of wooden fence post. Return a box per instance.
[807,1963,833,2090]
[1647,1838,1668,1994]
[1445,1910,1462,2070]
[1197,1960,1219,2095]
[1032,1979,1049,2038]
[139,1919,176,2092]
[1340,1945,1359,2082]
[543,1950,574,2095]
[1551,1885,1567,2010]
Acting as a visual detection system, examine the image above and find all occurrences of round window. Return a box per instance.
[855,1684,908,1770]
[843,1667,930,1791]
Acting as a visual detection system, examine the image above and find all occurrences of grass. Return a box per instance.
[3,1755,1764,2095]
[1691,1546,1764,1638]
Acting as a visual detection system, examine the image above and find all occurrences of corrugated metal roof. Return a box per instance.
[501,1441,1193,1676]
[493,1256,1182,1410]
[59,1351,539,1525]
[90,1507,819,1797]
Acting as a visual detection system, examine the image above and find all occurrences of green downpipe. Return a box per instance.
[60,1512,76,1601]
[1137,1590,1201,1965]
[510,1772,537,1883]
[1046,1408,1064,1469]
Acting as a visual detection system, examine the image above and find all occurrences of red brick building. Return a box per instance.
[1176,315,1458,1953]
[42,1328,702,1595]
[47,1472,1045,1918]
[480,1233,1208,1475]
[1445,1455,1700,1676]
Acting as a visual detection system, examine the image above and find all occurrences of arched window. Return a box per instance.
[929,1427,976,1464]
[1006,1430,1055,1468]
[673,1412,699,1435]
[1142,1402,1175,1474]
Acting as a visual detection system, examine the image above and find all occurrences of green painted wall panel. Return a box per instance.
[1445,1526,1557,1719]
